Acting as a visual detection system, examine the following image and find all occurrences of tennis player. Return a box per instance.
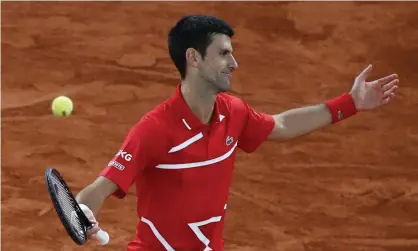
[75,15,399,251]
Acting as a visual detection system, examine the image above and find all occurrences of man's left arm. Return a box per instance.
[268,64,399,141]
[268,103,332,141]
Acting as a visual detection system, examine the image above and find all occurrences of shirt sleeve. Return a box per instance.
[99,115,162,199]
[238,101,275,153]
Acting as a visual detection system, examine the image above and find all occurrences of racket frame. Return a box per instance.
[45,168,94,245]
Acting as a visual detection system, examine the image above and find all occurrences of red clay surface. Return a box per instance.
[2,2,418,251]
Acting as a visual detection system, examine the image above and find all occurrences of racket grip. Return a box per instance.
[95,229,110,245]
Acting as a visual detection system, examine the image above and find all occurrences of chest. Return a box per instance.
[146,115,243,186]
[169,116,240,161]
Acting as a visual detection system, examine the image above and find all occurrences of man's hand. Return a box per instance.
[79,204,109,245]
[350,64,399,111]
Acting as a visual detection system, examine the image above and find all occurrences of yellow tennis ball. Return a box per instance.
[51,96,73,117]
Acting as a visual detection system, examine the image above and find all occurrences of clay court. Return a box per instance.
[2,2,418,251]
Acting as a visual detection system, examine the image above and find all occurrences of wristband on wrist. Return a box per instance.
[325,93,358,123]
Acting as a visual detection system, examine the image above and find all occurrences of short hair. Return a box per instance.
[168,15,234,80]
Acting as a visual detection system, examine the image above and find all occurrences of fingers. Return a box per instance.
[87,223,101,237]
[381,83,397,106]
[89,225,110,245]
[383,84,398,98]
[382,78,399,92]
[77,204,109,245]
[85,218,100,237]
[376,73,398,86]
[382,93,395,105]
[357,64,399,87]
[79,204,100,237]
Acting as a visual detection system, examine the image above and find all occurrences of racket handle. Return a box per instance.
[95,229,110,245]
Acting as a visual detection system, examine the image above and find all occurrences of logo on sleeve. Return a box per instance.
[108,160,125,171]
[116,150,133,162]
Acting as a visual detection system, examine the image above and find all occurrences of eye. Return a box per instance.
[220,50,230,56]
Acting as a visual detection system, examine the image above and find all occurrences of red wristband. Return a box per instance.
[325,93,357,123]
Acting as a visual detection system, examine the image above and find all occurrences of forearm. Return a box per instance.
[75,177,117,216]
[270,104,332,140]
[75,184,106,216]
[269,93,357,141]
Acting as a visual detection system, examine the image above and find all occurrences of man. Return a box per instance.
[75,15,399,251]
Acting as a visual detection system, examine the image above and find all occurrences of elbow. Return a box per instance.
[269,115,294,141]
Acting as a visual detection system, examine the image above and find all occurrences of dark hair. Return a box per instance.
[168,15,234,80]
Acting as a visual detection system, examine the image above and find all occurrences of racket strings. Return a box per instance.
[50,174,85,240]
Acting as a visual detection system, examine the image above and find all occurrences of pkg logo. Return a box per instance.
[116,150,133,162]
[108,160,125,171]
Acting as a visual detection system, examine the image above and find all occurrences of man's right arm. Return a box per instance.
[75,115,162,220]
[75,176,118,216]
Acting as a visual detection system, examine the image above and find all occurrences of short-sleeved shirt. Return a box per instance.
[99,84,275,251]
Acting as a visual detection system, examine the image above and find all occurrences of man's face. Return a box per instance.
[197,34,238,92]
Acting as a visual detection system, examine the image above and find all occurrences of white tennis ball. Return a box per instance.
[51,96,73,117]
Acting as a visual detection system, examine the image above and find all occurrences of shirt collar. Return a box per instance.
[172,84,224,131]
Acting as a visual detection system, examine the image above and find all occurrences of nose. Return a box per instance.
[229,56,238,72]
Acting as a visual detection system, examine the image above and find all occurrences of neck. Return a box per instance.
[180,79,217,124]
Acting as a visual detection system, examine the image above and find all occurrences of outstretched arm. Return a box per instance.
[268,65,399,141]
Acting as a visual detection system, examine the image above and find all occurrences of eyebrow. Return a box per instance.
[220,48,233,53]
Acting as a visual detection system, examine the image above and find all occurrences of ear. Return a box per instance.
[185,48,201,67]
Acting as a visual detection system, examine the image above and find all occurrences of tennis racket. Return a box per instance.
[44,167,109,245]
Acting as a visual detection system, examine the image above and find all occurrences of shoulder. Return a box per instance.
[217,93,248,115]
[127,99,173,139]
[123,106,172,157]
[132,93,178,130]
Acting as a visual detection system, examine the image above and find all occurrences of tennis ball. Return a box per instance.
[51,96,73,117]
